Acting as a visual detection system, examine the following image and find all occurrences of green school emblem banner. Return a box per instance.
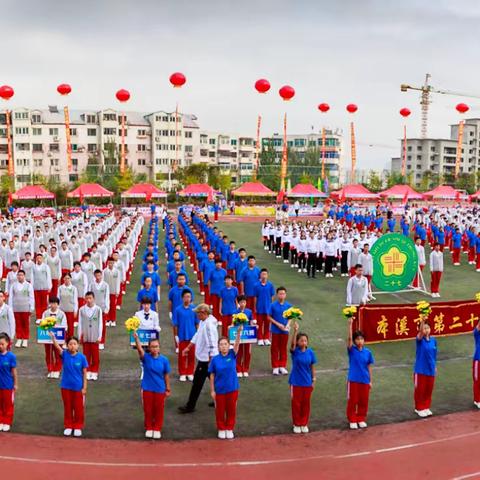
[370,233,418,292]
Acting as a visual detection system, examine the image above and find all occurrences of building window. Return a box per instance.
[49,128,59,136]
[50,158,59,166]
[231,139,237,146]
[16,174,31,183]
[70,128,77,136]
[138,129,147,136]
[15,143,30,151]
[32,128,42,136]
[31,114,41,123]
[104,128,116,135]
[49,144,59,152]
[87,144,97,152]
[407,146,412,152]
[15,127,29,135]
[137,144,146,151]
[69,174,78,182]
[33,159,43,167]
[209,138,216,145]
[185,131,193,138]
[14,112,28,120]
[138,158,146,166]
[417,145,422,151]
[16,159,29,166]
[72,158,78,166]
[86,115,96,124]
[32,144,43,152]
[103,113,116,121]
[185,145,193,153]
[87,128,97,136]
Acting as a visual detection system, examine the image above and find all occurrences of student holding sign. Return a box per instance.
[132,331,171,439]
[0,332,17,432]
[209,324,243,439]
[42,296,67,379]
[48,332,88,437]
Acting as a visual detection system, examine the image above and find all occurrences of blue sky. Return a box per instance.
[2,0,480,170]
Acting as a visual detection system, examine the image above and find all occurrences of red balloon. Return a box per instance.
[0,85,14,100]
[116,89,130,102]
[255,78,271,94]
[57,83,72,96]
[279,85,295,101]
[318,103,330,113]
[169,72,186,88]
[399,107,411,117]
[346,103,358,113]
[456,103,469,114]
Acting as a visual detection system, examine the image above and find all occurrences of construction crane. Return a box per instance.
[400,73,480,138]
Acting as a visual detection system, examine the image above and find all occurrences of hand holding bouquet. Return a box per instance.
[232,312,249,326]
[39,316,57,331]
[342,306,357,319]
[416,301,431,319]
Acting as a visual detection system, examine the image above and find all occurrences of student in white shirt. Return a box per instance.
[0,290,15,341]
[430,243,444,297]
[412,237,426,289]
[347,239,361,277]
[346,264,369,306]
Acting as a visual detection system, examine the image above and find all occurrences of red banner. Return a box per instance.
[6,110,13,176]
[357,300,480,343]
[68,206,112,216]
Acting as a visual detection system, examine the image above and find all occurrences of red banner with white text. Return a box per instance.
[357,300,480,343]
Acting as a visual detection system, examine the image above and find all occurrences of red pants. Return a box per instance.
[414,373,435,410]
[106,295,117,322]
[211,294,220,320]
[78,297,86,309]
[430,271,442,294]
[0,389,14,426]
[291,385,313,427]
[452,247,461,264]
[14,311,31,339]
[142,390,166,431]
[44,344,62,372]
[215,390,238,430]
[221,315,232,338]
[412,264,425,288]
[476,253,480,271]
[51,279,59,298]
[365,275,372,285]
[83,342,100,373]
[236,344,251,373]
[178,340,195,375]
[61,388,85,429]
[61,269,70,282]
[468,247,476,263]
[271,333,289,368]
[246,296,255,315]
[34,290,49,320]
[346,381,370,423]
[65,312,75,338]
[214,211,219,222]
[256,313,270,341]
[473,361,480,403]
[204,285,210,306]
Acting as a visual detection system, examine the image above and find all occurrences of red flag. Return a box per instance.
[276,189,285,204]
[402,191,408,205]
[146,192,152,202]
[339,189,346,204]
[455,190,460,201]
[7,192,12,205]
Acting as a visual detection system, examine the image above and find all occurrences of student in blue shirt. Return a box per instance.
[219,276,239,338]
[49,332,88,437]
[209,324,243,440]
[141,261,162,298]
[208,258,227,323]
[289,322,316,434]
[269,286,292,375]
[346,318,374,430]
[239,256,261,313]
[133,331,171,440]
[414,318,437,418]
[201,251,216,303]
[137,277,159,312]
[472,318,480,408]
[452,228,462,265]
[226,242,239,277]
[168,260,189,288]
[0,333,17,432]
[253,268,275,346]
[234,295,254,377]
[233,248,248,286]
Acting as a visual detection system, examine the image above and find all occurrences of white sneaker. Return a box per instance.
[86,372,92,380]
[293,426,302,434]
[99,344,105,350]
[358,422,368,428]
[283,260,289,263]
[73,429,82,437]
[303,268,307,273]
[291,264,295,268]
[187,375,194,381]
[218,321,222,326]
[474,402,480,409]
[47,372,52,378]
[22,340,28,348]
[179,375,187,382]
[145,430,154,438]
[92,373,98,381]
[415,409,428,418]
[116,306,121,310]
[111,322,116,326]
[55,371,61,378]
[2,424,10,432]
[349,422,358,429]
[15,340,22,348]
[0,424,3,430]
[64,428,73,436]
[258,340,265,346]
[279,367,288,375]
[300,426,309,433]
[218,430,226,439]
[425,409,433,416]
[106,321,111,327]
[243,372,249,377]
[74,322,78,327]
[272,368,280,375]
[264,339,271,346]
[237,372,243,378]
[175,347,179,354]
[298,269,302,273]
[226,430,234,439]
[200,291,205,296]
[153,431,161,439]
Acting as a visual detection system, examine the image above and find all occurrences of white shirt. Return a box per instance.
[346,275,369,306]
[190,314,219,361]
[135,309,160,331]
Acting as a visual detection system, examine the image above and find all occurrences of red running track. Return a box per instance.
[2,411,480,480]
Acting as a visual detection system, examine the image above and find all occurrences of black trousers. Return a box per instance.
[290,248,297,266]
[282,242,290,260]
[316,253,324,272]
[186,360,210,410]
[341,251,349,274]
[275,237,282,256]
[298,252,306,269]
[325,255,335,274]
[307,254,317,277]
[268,235,275,252]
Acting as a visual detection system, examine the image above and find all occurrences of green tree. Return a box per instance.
[419,171,432,192]
[385,171,406,188]
[455,172,476,193]
[257,143,279,191]
[366,170,383,192]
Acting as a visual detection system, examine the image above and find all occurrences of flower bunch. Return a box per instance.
[416,301,431,318]
[232,312,249,326]
[342,306,357,319]
[283,307,303,321]
[125,316,141,333]
[475,292,480,303]
[39,316,57,331]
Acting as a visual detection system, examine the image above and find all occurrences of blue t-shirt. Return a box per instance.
[240,266,261,297]
[0,351,16,390]
[234,307,253,322]
[414,337,437,376]
[168,285,194,314]
[141,271,162,289]
[202,260,215,286]
[136,287,159,311]
[208,350,239,394]
[209,268,227,295]
[168,270,189,287]
[348,346,374,384]
[270,300,292,335]
[473,329,480,361]
[254,281,275,314]
[220,286,239,315]
[61,351,88,391]
[141,353,171,393]
[173,304,199,341]
[289,347,317,387]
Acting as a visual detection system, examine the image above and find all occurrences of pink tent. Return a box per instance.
[178,184,217,202]
[232,181,276,196]
[423,185,462,200]
[380,184,423,200]
[330,184,379,200]
[470,190,480,200]
[12,185,55,200]
[288,183,326,198]
[121,183,167,199]
[67,183,113,198]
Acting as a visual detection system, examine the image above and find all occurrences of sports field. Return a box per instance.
[11,219,480,440]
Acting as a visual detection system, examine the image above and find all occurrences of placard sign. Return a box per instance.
[129,329,159,346]
[228,325,258,344]
[37,327,66,345]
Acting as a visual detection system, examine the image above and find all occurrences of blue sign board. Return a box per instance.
[228,325,258,344]
[130,329,159,346]
[37,327,66,345]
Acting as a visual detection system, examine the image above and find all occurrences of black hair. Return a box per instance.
[237,294,247,302]
[66,336,80,344]
[94,269,101,275]
[181,289,192,298]
[276,286,287,293]
[352,330,365,342]
[141,296,152,305]
[17,269,25,275]
[73,261,81,267]
[296,332,309,344]
[49,296,60,304]
[85,291,95,298]
[0,332,11,343]
[354,263,362,269]
[248,255,256,260]
[260,268,268,273]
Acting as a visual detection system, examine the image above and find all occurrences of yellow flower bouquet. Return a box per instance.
[342,306,357,319]
[416,301,431,318]
[125,316,141,333]
[283,307,303,321]
[39,316,57,331]
[232,312,249,326]
[475,292,480,303]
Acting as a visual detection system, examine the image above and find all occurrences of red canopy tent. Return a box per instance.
[330,184,379,200]
[178,184,217,202]
[423,185,463,200]
[67,183,114,199]
[232,182,276,196]
[470,190,480,200]
[379,184,423,200]
[288,183,326,198]
[12,185,55,200]
[121,183,167,200]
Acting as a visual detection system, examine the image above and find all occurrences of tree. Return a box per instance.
[257,144,279,191]
[385,171,406,188]
[419,171,432,192]
[455,172,476,193]
[366,170,383,192]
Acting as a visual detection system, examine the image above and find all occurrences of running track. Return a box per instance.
[3,411,480,480]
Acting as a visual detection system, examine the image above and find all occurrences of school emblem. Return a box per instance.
[370,233,418,292]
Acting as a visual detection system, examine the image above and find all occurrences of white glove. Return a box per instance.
[169,312,172,320]
[175,335,179,345]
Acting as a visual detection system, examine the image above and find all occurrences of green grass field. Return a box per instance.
[11,220,480,440]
